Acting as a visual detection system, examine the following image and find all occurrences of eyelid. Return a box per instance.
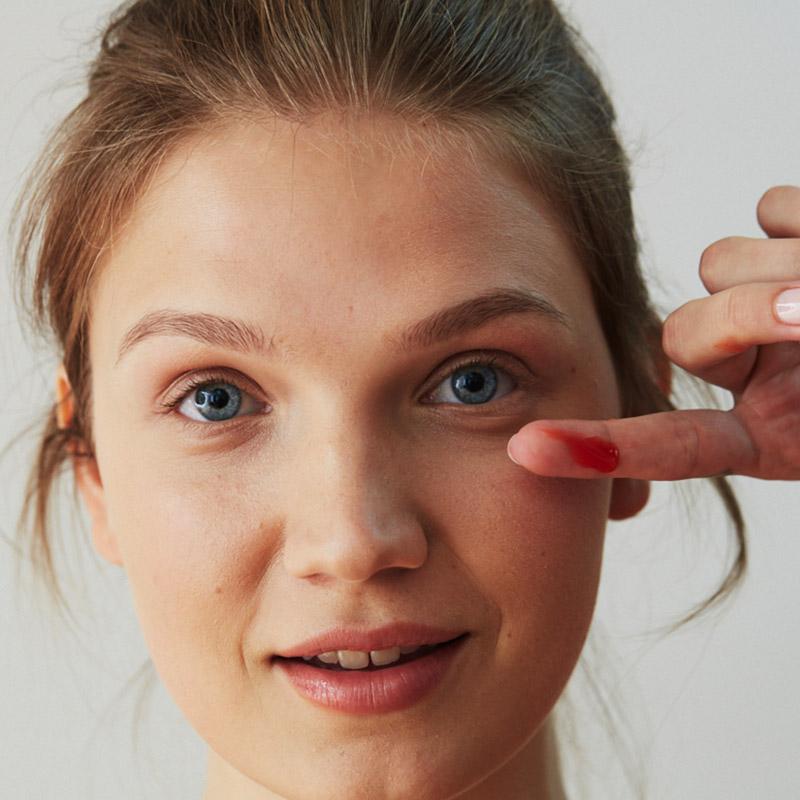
[422,349,535,400]
[160,367,266,413]
[160,348,536,431]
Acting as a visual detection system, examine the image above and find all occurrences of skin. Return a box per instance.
[57,113,654,800]
[508,187,800,484]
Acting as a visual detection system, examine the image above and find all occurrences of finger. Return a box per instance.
[662,281,800,392]
[756,185,800,238]
[698,235,800,293]
[507,411,756,481]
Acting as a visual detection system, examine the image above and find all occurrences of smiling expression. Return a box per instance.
[75,113,631,799]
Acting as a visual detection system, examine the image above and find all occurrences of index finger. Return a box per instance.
[506,410,756,481]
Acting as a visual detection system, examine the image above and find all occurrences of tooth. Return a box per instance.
[370,646,401,666]
[311,646,414,668]
[338,650,370,669]
[317,651,339,664]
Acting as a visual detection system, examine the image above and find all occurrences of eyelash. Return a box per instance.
[159,350,533,432]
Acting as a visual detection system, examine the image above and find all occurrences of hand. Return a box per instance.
[506,185,800,482]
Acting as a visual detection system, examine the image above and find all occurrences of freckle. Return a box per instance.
[214,585,222,594]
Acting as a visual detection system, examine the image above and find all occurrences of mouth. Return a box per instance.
[271,633,469,672]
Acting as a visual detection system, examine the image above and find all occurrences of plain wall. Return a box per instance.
[1,2,798,798]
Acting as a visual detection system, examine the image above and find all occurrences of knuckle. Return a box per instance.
[721,284,755,330]
[789,240,800,278]
[674,416,701,475]
[661,307,687,363]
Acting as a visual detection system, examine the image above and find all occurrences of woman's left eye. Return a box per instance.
[161,352,527,430]
[423,353,522,406]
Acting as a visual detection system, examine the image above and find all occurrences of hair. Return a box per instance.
[8,0,747,797]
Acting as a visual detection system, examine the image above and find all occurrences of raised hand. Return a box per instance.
[506,185,800,482]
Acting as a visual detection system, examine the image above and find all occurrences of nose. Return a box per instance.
[280,420,429,583]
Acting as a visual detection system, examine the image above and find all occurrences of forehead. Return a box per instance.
[92,115,590,356]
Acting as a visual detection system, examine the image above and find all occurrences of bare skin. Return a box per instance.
[57,113,657,799]
[508,186,800,483]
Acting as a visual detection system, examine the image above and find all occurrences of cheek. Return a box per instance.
[100,452,267,717]
[422,450,609,706]
[98,418,610,754]
[426,453,608,630]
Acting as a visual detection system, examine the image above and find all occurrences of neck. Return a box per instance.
[457,714,567,800]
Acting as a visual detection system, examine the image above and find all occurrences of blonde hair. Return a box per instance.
[9,0,746,795]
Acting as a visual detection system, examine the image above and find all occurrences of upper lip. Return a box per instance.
[272,622,468,659]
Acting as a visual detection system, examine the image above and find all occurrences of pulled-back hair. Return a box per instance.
[9,1,746,796]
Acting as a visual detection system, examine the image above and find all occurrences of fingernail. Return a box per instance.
[775,288,800,324]
[507,435,523,465]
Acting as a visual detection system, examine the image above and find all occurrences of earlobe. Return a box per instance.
[605,328,667,523]
[606,327,667,523]
[608,477,650,521]
[73,457,123,566]
[55,363,123,567]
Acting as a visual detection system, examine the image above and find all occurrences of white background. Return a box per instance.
[1,2,798,798]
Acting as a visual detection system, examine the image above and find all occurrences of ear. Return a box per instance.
[608,477,650,520]
[55,364,123,567]
[608,327,672,520]
[608,327,671,522]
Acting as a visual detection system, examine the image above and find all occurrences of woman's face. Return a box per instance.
[74,115,640,799]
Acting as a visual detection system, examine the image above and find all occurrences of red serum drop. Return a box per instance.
[541,428,620,473]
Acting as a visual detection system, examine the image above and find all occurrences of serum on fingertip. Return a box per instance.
[507,428,620,473]
[540,428,619,473]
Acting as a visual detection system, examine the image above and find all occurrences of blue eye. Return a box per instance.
[426,354,518,406]
[163,352,527,430]
[190,383,242,421]
[171,378,264,423]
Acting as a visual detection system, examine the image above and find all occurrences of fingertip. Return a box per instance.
[507,434,524,466]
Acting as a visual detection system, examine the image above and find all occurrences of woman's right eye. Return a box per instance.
[179,382,252,422]
[162,371,267,425]
[163,349,534,429]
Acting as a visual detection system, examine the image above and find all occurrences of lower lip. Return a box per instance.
[273,635,468,715]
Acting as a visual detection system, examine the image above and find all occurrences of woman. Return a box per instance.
[8,1,799,798]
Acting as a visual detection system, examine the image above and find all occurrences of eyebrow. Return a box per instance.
[115,287,570,367]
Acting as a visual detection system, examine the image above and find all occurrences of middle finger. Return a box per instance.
[662,280,800,392]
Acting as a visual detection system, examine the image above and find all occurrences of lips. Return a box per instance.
[272,622,468,660]
[276,636,465,671]
[274,634,470,714]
